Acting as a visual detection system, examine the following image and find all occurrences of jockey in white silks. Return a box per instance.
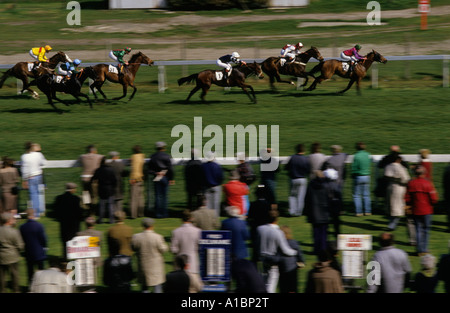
[280,42,303,65]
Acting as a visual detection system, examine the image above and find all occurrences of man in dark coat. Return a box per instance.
[19,209,48,285]
[108,151,128,214]
[53,182,83,260]
[91,157,117,224]
[184,149,205,211]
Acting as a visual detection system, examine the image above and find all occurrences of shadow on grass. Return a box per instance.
[4,107,70,114]
[168,99,236,105]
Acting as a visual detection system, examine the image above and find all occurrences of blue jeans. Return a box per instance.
[154,176,169,218]
[414,214,432,254]
[352,175,371,215]
[28,175,43,216]
[289,178,308,216]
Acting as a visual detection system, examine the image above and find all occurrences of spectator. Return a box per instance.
[191,195,220,231]
[351,141,372,216]
[236,152,256,187]
[322,145,347,216]
[0,157,20,217]
[259,147,279,209]
[129,145,145,219]
[170,210,202,275]
[201,151,224,217]
[184,149,205,211]
[103,254,134,293]
[19,209,47,286]
[29,256,73,293]
[413,253,438,293]
[147,141,175,219]
[77,144,103,215]
[91,156,117,224]
[309,142,327,179]
[223,169,249,216]
[221,206,250,260]
[257,209,297,293]
[0,212,24,293]
[108,151,128,214]
[405,165,438,256]
[304,249,344,293]
[285,143,311,217]
[164,254,203,293]
[77,216,103,269]
[278,225,305,293]
[20,142,47,218]
[107,211,133,257]
[53,182,83,259]
[231,258,267,293]
[247,185,272,264]
[131,218,168,293]
[418,149,432,181]
[385,153,411,231]
[443,163,450,233]
[437,243,450,293]
[366,232,412,293]
[304,170,336,255]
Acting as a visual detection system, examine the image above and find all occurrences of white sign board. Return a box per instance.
[342,250,364,278]
[66,236,101,260]
[337,234,372,251]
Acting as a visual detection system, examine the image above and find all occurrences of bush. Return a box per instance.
[167,0,268,11]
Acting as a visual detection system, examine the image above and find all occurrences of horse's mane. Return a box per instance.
[129,52,144,63]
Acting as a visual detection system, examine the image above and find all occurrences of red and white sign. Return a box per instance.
[337,234,372,251]
[66,236,101,260]
[418,0,430,13]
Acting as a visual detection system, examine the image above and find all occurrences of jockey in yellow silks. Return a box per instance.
[29,45,53,63]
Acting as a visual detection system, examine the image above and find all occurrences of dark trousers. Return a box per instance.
[26,259,45,285]
[154,176,169,218]
[312,223,329,255]
[0,262,20,293]
[279,268,298,293]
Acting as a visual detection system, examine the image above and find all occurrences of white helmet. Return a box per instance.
[297,42,303,48]
[231,52,240,58]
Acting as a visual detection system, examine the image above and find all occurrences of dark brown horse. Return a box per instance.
[177,61,264,103]
[260,46,324,91]
[0,51,72,98]
[89,52,154,101]
[33,67,95,113]
[305,50,388,94]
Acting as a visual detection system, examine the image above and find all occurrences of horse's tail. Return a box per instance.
[0,69,11,89]
[178,73,198,86]
[308,62,324,76]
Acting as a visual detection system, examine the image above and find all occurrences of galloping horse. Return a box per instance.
[260,47,324,90]
[305,50,388,94]
[177,61,264,103]
[0,51,72,98]
[89,52,154,101]
[33,67,96,113]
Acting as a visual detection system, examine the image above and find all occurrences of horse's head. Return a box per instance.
[51,51,72,63]
[252,61,264,79]
[370,50,388,64]
[130,52,154,66]
[308,46,324,62]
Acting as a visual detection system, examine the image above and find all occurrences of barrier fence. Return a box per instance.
[1,54,449,94]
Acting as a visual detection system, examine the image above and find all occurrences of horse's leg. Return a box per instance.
[113,84,127,101]
[200,87,210,103]
[93,81,108,100]
[240,83,257,103]
[305,75,326,91]
[337,79,356,94]
[74,91,93,108]
[45,91,63,114]
[128,83,137,101]
[186,85,201,102]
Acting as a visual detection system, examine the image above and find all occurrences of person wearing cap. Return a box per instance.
[53,182,83,260]
[131,218,168,293]
[223,169,249,216]
[91,156,117,224]
[259,147,279,209]
[77,144,103,215]
[340,44,366,73]
[147,141,174,219]
[108,151,127,214]
[418,148,432,181]
[351,142,372,217]
[109,47,132,75]
[201,151,224,217]
[280,42,304,65]
[29,45,52,63]
[413,253,438,293]
[184,149,205,211]
[129,145,145,219]
[57,59,82,79]
[191,195,220,231]
[308,142,327,180]
[406,165,438,256]
[107,210,133,257]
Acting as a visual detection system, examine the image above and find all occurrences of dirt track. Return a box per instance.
[1,5,449,63]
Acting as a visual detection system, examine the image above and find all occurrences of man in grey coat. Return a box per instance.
[366,232,412,293]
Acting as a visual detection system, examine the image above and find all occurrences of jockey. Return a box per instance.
[340,44,366,72]
[109,47,131,74]
[29,45,53,70]
[280,42,303,64]
[57,59,82,79]
[216,52,247,81]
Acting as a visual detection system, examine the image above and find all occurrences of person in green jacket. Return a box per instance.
[109,47,131,75]
[351,141,372,216]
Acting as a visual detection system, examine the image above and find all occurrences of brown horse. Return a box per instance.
[0,51,72,98]
[260,46,324,91]
[177,61,264,104]
[305,50,388,94]
[89,52,154,101]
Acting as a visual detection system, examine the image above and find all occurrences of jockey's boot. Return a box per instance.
[224,70,230,86]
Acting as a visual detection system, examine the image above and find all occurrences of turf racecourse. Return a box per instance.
[1,62,450,293]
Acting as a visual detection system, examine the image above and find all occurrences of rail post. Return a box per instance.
[371,62,378,89]
[158,65,167,93]
[443,56,449,88]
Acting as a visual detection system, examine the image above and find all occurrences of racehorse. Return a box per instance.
[33,67,95,113]
[0,51,72,98]
[260,47,324,91]
[177,61,264,104]
[305,50,388,95]
[89,52,154,101]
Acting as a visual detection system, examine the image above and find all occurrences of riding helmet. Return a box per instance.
[74,59,81,65]
[125,47,132,52]
[231,52,240,58]
[45,45,52,51]
[355,44,362,50]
